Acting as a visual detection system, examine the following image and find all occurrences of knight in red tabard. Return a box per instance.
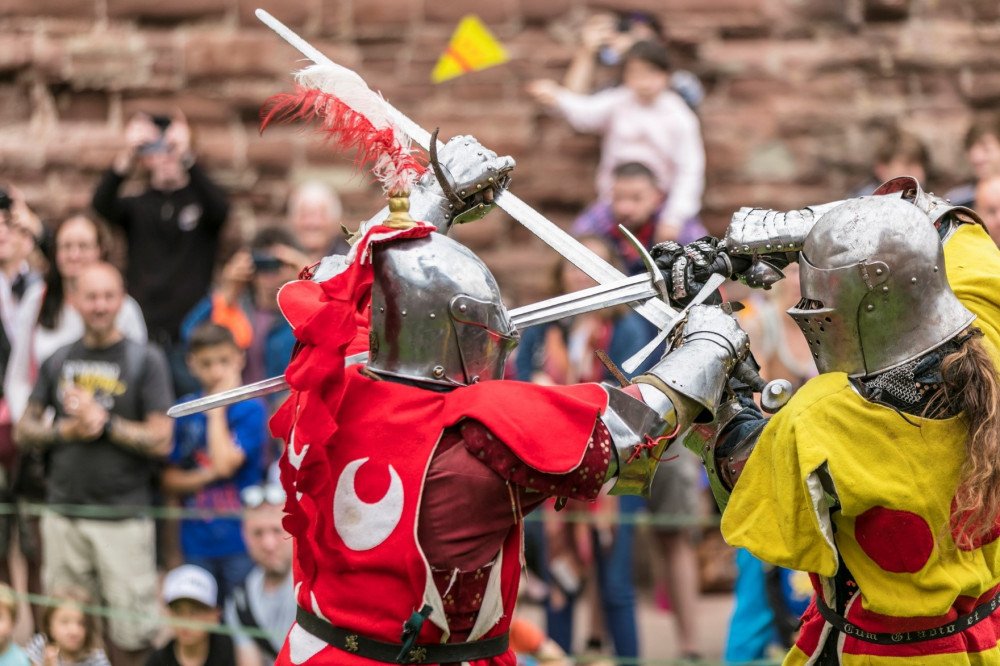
[229,60,754,666]
[263,163,750,666]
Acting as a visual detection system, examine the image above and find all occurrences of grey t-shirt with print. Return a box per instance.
[29,338,173,510]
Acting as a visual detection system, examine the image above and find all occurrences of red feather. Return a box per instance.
[261,86,426,192]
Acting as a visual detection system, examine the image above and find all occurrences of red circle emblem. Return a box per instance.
[854,507,934,573]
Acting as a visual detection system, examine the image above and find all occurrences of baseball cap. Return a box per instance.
[162,565,217,608]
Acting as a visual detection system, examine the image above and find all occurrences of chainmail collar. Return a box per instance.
[857,338,965,419]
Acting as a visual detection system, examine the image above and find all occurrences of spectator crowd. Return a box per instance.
[0,6,998,666]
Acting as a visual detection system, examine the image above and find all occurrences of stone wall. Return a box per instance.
[2,0,999,302]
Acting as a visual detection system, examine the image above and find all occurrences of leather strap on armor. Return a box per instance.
[814,587,1000,645]
[600,385,674,497]
[295,607,510,664]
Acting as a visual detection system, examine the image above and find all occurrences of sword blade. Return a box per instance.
[167,273,666,418]
[166,374,290,418]
[493,192,678,330]
[511,275,658,329]
[255,9,679,331]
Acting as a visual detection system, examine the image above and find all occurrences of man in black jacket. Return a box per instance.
[92,111,230,395]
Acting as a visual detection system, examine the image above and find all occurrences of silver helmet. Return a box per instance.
[787,196,974,378]
[368,232,519,387]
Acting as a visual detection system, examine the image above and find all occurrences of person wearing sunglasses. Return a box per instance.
[223,484,294,666]
[180,227,307,406]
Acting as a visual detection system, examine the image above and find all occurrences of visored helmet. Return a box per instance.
[367,232,519,387]
[787,196,974,378]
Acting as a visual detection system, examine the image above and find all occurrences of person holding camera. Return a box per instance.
[180,227,307,392]
[92,111,230,396]
[0,188,43,332]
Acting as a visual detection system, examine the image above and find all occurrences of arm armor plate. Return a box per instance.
[600,384,675,498]
[603,309,750,497]
[722,179,984,278]
[872,175,985,238]
[723,200,845,257]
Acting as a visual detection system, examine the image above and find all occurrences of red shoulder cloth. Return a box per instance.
[443,380,608,474]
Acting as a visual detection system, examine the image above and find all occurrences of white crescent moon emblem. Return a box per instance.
[333,457,404,551]
[287,427,308,470]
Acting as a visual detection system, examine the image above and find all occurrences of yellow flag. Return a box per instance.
[432,15,509,83]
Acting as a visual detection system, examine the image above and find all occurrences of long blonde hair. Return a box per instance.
[925,328,1000,550]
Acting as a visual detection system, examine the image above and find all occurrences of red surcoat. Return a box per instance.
[268,224,614,665]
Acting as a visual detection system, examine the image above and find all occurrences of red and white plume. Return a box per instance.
[262,63,427,193]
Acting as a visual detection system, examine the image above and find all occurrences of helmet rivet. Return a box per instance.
[379,307,385,313]
[401,309,407,316]
[429,313,436,319]
[459,304,468,313]
[776,244,783,249]
[933,265,939,272]
[433,366,445,377]
[765,244,772,250]
[875,268,883,275]
[910,277,917,284]
[882,286,889,293]
[866,304,874,311]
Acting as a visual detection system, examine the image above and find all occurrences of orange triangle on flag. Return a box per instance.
[432,15,509,83]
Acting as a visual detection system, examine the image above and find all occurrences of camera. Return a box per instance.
[138,115,173,155]
[598,18,632,66]
[252,251,283,273]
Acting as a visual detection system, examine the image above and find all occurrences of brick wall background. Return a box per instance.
[2,0,999,303]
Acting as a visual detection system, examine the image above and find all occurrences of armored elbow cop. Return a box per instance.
[602,306,750,497]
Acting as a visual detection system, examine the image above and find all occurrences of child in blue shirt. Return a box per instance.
[164,323,267,605]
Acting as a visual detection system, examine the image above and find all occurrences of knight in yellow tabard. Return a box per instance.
[666,188,1000,664]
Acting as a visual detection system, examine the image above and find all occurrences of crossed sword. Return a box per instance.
[168,11,783,418]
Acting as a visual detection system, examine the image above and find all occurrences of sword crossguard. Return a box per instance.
[618,225,670,303]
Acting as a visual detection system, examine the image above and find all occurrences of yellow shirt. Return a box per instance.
[723,221,1000,663]
[723,372,1000,618]
[944,222,1000,355]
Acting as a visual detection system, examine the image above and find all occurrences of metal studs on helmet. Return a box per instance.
[787,196,974,378]
[367,233,519,387]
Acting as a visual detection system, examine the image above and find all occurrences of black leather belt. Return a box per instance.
[815,586,1000,645]
[296,607,510,664]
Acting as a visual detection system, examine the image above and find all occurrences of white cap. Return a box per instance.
[162,565,217,608]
